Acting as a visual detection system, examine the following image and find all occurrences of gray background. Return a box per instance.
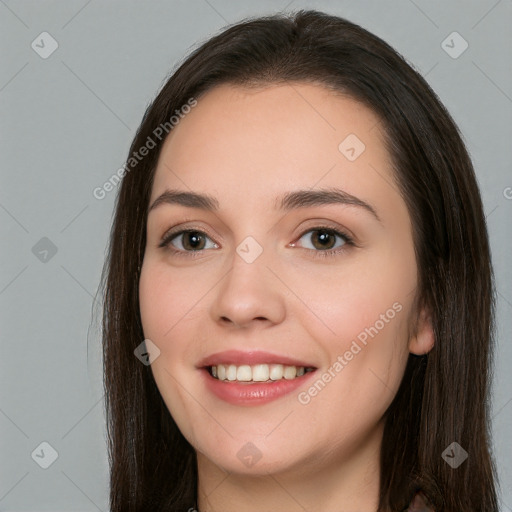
[1,0,510,510]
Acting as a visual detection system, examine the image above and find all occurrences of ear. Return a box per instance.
[408,305,435,355]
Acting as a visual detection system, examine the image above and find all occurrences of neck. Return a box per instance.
[195,420,383,512]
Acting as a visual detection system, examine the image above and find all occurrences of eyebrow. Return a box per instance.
[148,187,380,222]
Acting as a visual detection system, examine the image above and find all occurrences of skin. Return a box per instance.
[139,82,434,512]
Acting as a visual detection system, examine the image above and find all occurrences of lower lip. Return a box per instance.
[200,368,317,406]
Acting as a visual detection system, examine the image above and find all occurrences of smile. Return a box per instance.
[209,363,315,382]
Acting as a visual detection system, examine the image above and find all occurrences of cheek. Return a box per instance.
[139,261,205,342]
[138,262,206,443]
[296,294,410,444]
[292,247,414,344]
[293,249,414,407]
[138,263,200,390]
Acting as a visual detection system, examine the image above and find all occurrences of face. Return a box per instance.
[139,82,433,478]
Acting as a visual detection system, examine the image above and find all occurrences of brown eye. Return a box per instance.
[160,230,218,252]
[181,231,206,250]
[297,228,348,251]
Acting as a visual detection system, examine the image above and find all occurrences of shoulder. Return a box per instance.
[405,491,435,511]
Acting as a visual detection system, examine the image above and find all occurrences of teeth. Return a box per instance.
[236,365,252,381]
[226,364,237,381]
[269,364,283,381]
[283,366,297,379]
[210,363,312,382]
[252,364,269,381]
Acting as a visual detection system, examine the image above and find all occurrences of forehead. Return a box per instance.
[151,82,397,211]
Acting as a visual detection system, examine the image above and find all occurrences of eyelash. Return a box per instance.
[158,225,354,260]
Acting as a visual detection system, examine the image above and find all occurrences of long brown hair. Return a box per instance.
[100,9,499,511]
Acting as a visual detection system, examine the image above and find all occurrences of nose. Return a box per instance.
[209,249,286,329]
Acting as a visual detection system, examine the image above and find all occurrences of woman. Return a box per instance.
[100,9,499,511]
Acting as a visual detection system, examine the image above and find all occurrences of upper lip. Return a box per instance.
[197,350,317,369]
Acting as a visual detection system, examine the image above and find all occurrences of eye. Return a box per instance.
[159,229,218,253]
[293,227,352,254]
[158,226,353,258]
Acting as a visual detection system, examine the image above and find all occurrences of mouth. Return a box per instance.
[205,363,316,383]
[197,349,318,405]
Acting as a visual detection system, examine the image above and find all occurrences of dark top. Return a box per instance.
[405,491,435,511]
